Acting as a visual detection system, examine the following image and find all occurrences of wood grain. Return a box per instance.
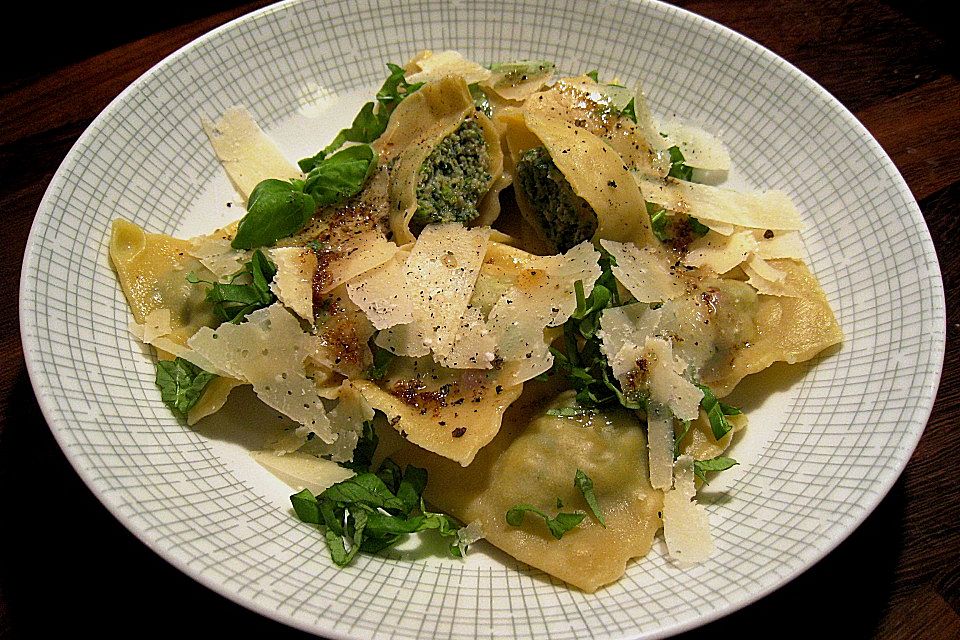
[1,1,957,638]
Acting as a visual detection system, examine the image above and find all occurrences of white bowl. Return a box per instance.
[20,0,944,638]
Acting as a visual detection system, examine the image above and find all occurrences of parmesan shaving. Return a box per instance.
[188,234,250,280]
[201,106,302,202]
[662,455,714,563]
[743,256,802,297]
[346,249,414,330]
[405,50,493,85]
[187,303,337,443]
[375,224,490,362]
[142,308,171,343]
[683,230,758,274]
[634,174,804,232]
[658,120,731,171]
[600,239,685,303]
[611,337,702,421]
[646,407,675,490]
[487,241,601,383]
[251,450,355,495]
[314,230,399,295]
[270,247,317,322]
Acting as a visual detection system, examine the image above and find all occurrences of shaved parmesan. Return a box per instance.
[187,303,337,443]
[683,230,758,274]
[755,230,805,260]
[313,230,399,296]
[406,50,493,85]
[634,174,804,232]
[743,256,802,297]
[487,241,601,384]
[251,450,355,495]
[142,308,171,343]
[646,408,675,490]
[611,336,702,420]
[600,239,686,303]
[658,120,731,171]
[662,455,714,563]
[270,247,317,322]
[346,249,414,330]
[188,234,250,280]
[598,303,662,362]
[202,106,301,202]
[376,224,490,362]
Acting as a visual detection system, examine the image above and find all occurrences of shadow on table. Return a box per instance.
[0,366,314,638]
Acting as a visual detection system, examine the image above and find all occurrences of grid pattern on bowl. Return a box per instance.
[20,0,944,638]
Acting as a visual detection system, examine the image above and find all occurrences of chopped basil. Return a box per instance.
[585,69,600,82]
[187,249,277,323]
[155,357,216,415]
[366,339,395,381]
[674,419,692,459]
[574,469,606,527]
[697,384,742,440]
[694,456,739,484]
[468,83,493,117]
[667,144,694,181]
[505,504,585,540]
[299,63,423,171]
[342,419,379,473]
[619,97,638,124]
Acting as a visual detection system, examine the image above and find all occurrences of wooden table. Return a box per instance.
[1,1,957,637]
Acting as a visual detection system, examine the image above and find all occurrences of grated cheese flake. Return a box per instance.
[662,454,714,563]
[270,246,318,322]
[611,336,702,421]
[187,234,250,280]
[600,239,685,303]
[405,50,493,85]
[187,303,338,443]
[646,407,676,490]
[251,450,355,495]
[375,224,490,361]
[201,106,302,202]
[634,174,803,232]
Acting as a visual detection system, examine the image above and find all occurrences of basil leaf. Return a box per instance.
[698,384,741,440]
[574,469,606,527]
[155,357,216,415]
[290,488,321,524]
[376,458,403,494]
[231,179,316,249]
[320,473,407,512]
[585,69,599,82]
[667,145,693,181]
[343,419,379,473]
[377,62,424,111]
[299,102,387,172]
[694,456,739,484]
[505,504,585,540]
[619,97,638,123]
[303,144,375,206]
[188,250,277,323]
[396,465,428,514]
[367,339,395,380]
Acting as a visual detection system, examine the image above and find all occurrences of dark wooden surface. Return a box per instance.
[1,1,957,637]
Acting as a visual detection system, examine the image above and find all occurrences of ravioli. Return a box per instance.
[379,389,663,592]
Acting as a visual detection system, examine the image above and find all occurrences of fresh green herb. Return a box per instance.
[619,97,638,123]
[231,179,316,249]
[647,202,670,242]
[468,83,493,117]
[302,144,376,206]
[697,384,742,440]
[556,497,564,509]
[548,250,645,412]
[376,62,425,112]
[505,504,585,540]
[667,144,694,181]
[646,201,709,245]
[574,469,606,527]
[585,69,600,82]
[155,357,216,415]
[342,419,379,473]
[187,249,277,323]
[693,456,739,484]
[299,63,424,171]
[292,461,467,567]
[367,338,395,381]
